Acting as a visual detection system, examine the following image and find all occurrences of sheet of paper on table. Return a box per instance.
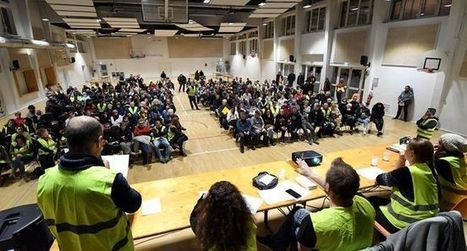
[258,173,276,186]
[101,155,130,179]
[198,192,263,214]
[357,167,386,180]
[258,181,310,205]
[141,198,161,216]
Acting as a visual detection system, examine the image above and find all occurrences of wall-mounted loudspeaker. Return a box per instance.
[289,55,295,62]
[11,60,20,70]
[70,57,76,63]
[360,55,368,66]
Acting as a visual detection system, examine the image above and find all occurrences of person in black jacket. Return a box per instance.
[177,74,187,92]
[287,72,296,86]
[297,72,305,87]
[160,71,167,79]
[370,102,385,136]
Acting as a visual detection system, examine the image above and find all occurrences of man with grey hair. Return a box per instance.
[37,116,141,251]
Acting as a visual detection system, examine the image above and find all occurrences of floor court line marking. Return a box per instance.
[190,147,239,156]
[174,92,187,115]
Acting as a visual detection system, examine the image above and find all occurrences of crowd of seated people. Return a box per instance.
[188,75,386,153]
[0,74,188,182]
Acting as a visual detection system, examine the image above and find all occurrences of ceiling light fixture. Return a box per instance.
[351,7,359,11]
[229,23,233,25]
[41,18,49,22]
[258,2,266,7]
[96,18,102,22]
[444,4,451,7]
[303,4,311,9]
[188,19,194,24]
[203,0,211,3]
[262,23,267,26]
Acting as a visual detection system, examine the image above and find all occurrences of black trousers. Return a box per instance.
[178,83,186,92]
[336,91,344,103]
[188,96,199,110]
[39,154,55,169]
[395,104,409,121]
[372,117,384,132]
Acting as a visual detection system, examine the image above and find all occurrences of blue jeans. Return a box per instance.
[153,137,171,161]
[139,143,151,165]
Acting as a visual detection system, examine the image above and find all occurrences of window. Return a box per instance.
[263,21,274,39]
[249,39,258,55]
[239,41,246,56]
[229,36,236,41]
[281,15,295,36]
[230,42,236,55]
[248,30,258,38]
[339,0,374,28]
[389,0,451,21]
[304,7,326,33]
[0,6,16,35]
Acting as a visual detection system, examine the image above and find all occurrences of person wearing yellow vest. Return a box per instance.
[127,102,139,116]
[258,157,375,251]
[10,134,33,181]
[190,181,257,251]
[37,116,142,251]
[36,128,57,170]
[369,138,439,234]
[186,82,200,110]
[416,108,439,140]
[434,133,467,210]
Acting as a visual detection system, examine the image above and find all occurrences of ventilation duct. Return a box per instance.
[0,36,75,50]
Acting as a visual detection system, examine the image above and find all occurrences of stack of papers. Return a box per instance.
[357,167,385,180]
[387,144,407,153]
[141,198,161,215]
[258,173,276,186]
[258,181,310,205]
[199,192,263,214]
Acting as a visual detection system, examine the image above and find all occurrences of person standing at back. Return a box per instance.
[37,116,142,251]
[187,82,200,110]
[393,85,414,122]
[415,108,439,140]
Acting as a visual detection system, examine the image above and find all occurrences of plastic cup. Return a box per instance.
[383,150,391,162]
[278,168,286,179]
[371,156,379,167]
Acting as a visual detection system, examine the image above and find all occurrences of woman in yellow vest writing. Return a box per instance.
[434,133,467,210]
[369,138,440,233]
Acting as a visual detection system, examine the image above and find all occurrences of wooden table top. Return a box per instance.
[129,144,398,240]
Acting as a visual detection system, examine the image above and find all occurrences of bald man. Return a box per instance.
[37,116,141,251]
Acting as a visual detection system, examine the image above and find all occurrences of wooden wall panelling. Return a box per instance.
[262,40,273,60]
[333,30,368,64]
[383,24,438,67]
[93,37,133,59]
[167,37,223,58]
[279,38,294,61]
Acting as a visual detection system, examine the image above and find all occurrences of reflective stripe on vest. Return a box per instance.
[321,108,331,119]
[416,118,438,139]
[129,107,138,114]
[381,163,439,229]
[37,166,133,251]
[97,103,107,112]
[37,138,57,156]
[312,196,375,251]
[438,156,467,209]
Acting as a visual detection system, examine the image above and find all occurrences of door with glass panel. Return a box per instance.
[329,66,365,101]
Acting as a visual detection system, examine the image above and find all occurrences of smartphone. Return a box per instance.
[285,189,302,199]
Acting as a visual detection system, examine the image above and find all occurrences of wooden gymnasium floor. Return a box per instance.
[0,86,449,250]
